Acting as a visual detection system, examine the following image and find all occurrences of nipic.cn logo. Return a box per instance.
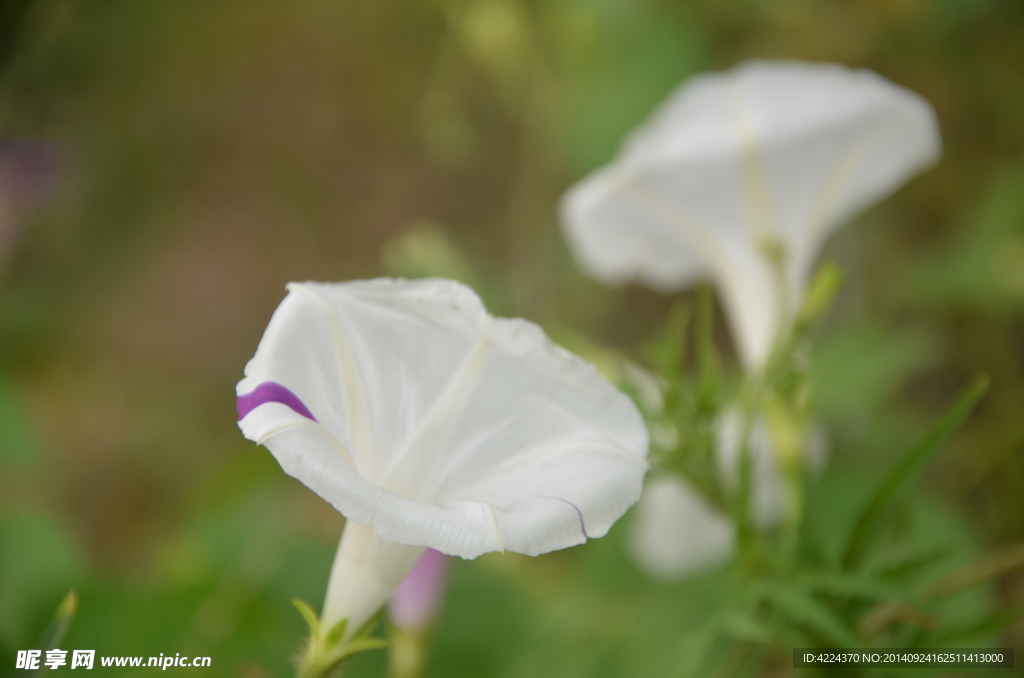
[16,649,212,670]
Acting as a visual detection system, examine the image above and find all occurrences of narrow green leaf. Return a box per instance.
[761,584,859,648]
[879,547,954,582]
[18,590,77,677]
[795,573,900,602]
[41,589,77,648]
[842,375,989,569]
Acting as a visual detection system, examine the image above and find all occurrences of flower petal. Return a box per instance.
[238,278,649,559]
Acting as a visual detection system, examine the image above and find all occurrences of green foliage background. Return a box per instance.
[0,0,1022,676]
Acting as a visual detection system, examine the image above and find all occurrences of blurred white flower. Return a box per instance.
[629,475,734,580]
[561,60,941,369]
[237,278,648,638]
[629,416,828,581]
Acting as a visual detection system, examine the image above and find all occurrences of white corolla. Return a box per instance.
[561,60,940,369]
[236,278,648,638]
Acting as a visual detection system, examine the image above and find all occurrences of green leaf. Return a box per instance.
[795,573,900,602]
[760,583,860,648]
[40,589,77,648]
[842,375,989,569]
[878,547,955,582]
[17,590,77,677]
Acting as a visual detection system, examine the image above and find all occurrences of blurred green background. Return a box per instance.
[0,0,1022,676]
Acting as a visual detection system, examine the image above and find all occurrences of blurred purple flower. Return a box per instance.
[388,548,450,631]
[0,139,60,265]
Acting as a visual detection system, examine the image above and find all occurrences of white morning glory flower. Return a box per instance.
[560,60,941,369]
[236,278,648,638]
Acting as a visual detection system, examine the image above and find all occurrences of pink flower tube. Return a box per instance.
[388,548,450,631]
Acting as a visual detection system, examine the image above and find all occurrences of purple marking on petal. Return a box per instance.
[236,382,317,422]
[541,495,589,538]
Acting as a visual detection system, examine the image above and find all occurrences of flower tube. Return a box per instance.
[387,549,450,678]
[389,549,450,632]
[236,278,648,647]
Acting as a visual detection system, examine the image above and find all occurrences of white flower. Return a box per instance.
[560,60,941,369]
[236,278,648,637]
[629,475,734,580]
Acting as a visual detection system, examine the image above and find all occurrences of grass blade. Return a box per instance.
[17,590,77,677]
[842,376,989,569]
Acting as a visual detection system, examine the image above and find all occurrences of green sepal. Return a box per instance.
[338,637,390,659]
[324,617,348,648]
[293,599,321,637]
[293,604,390,678]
